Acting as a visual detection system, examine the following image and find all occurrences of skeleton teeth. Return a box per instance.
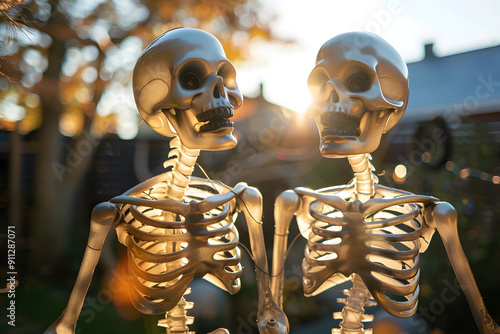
[321,113,360,128]
[199,118,233,132]
[320,112,361,137]
[325,106,344,112]
[196,106,235,132]
[196,106,234,123]
[321,128,359,137]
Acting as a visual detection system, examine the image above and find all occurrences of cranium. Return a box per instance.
[133,28,243,150]
[307,32,409,158]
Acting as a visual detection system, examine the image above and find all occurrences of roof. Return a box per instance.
[402,43,500,123]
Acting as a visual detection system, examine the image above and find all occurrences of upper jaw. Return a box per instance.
[191,106,235,133]
[320,109,361,139]
[318,104,393,141]
[318,108,392,157]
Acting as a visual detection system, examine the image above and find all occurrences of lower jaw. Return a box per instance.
[321,129,360,137]
[319,137,361,158]
[319,146,350,159]
[321,135,358,143]
[199,118,233,132]
[200,126,234,136]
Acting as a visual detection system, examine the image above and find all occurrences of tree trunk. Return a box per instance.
[31,11,98,268]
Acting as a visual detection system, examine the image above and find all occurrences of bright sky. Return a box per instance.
[237,0,500,113]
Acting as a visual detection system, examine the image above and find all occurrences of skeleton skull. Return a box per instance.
[133,28,243,150]
[307,32,409,158]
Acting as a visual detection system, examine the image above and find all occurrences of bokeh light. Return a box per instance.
[445,161,454,171]
[459,168,471,179]
[392,164,407,184]
[394,164,407,178]
[0,92,26,122]
[422,151,431,163]
[59,108,85,137]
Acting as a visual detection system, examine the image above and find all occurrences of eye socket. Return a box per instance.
[308,68,329,97]
[346,74,370,92]
[217,62,237,90]
[182,73,200,90]
[379,76,405,101]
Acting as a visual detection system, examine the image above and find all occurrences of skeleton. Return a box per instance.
[45,28,287,334]
[271,32,500,333]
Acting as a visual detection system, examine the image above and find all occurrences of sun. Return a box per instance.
[237,50,314,114]
[234,34,322,115]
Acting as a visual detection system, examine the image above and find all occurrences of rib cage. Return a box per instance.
[110,178,243,315]
[296,187,436,318]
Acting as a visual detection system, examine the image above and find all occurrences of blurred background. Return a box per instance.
[1,0,500,333]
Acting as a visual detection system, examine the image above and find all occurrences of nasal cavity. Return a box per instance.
[213,79,225,99]
[329,86,340,104]
[213,85,221,98]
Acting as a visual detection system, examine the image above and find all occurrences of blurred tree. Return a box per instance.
[0,0,30,81]
[0,0,278,265]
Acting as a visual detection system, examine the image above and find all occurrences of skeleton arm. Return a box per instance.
[238,187,289,334]
[426,202,500,334]
[270,186,356,307]
[271,190,300,309]
[44,203,119,334]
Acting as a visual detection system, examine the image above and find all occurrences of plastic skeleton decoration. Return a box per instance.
[271,32,500,334]
[45,28,287,334]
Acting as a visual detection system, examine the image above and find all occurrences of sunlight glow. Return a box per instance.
[239,0,500,113]
[324,237,342,245]
[237,45,313,113]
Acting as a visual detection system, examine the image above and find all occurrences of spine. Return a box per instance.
[158,289,195,334]
[347,154,378,203]
[333,274,375,334]
[163,137,200,203]
[160,137,199,333]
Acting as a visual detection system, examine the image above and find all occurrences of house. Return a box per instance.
[404,43,500,124]
[381,43,500,173]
